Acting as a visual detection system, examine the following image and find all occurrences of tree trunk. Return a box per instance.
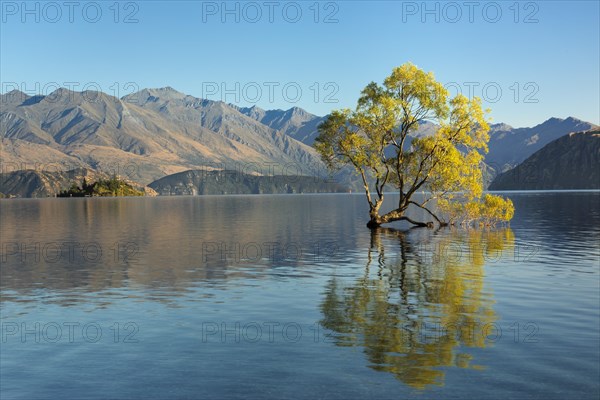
[367,200,383,229]
[366,208,434,229]
[367,217,382,229]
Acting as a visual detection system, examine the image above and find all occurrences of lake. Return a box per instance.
[1,192,599,399]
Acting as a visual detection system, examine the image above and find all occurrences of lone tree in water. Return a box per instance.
[314,63,514,228]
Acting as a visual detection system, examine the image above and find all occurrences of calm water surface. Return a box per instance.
[1,192,599,399]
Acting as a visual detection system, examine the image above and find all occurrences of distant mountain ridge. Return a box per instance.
[149,169,349,195]
[390,117,597,173]
[2,86,597,196]
[233,105,327,145]
[1,87,328,185]
[486,117,597,171]
[489,129,600,190]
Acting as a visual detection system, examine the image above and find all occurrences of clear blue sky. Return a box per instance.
[1,0,598,127]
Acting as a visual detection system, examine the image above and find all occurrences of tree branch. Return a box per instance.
[377,209,433,228]
[409,200,447,226]
[399,216,432,228]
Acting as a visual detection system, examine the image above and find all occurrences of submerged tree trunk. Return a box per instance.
[367,203,384,229]
[361,177,437,229]
[366,218,382,229]
[367,208,434,229]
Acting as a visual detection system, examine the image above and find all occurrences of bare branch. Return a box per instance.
[408,200,447,226]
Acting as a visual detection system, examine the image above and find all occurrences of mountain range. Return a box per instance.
[1,87,328,185]
[1,86,597,196]
[489,129,600,190]
[233,105,327,145]
[485,117,597,172]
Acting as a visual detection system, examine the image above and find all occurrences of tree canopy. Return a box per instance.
[314,63,514,228]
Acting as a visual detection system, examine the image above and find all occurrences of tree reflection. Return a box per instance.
[320,227,515,389]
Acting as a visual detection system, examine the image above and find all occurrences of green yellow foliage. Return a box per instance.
[58,177,145,197]
[321,228,515,388]
[314,62,514,228]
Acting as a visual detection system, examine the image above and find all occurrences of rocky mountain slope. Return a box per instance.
[0,167,156,198]
[148,170,349,195]
[486,117,596,172]
[0,168,101,198]
[489,129,600,190]
[234,105,327,145]
[1,88,327,185]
